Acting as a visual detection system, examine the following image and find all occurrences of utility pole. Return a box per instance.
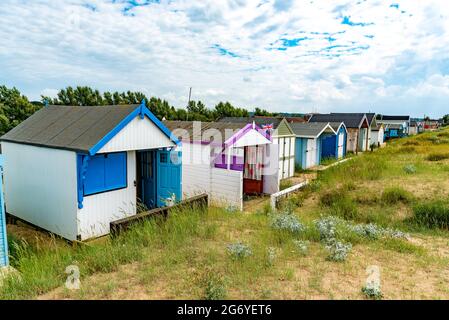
[186,87,192,121]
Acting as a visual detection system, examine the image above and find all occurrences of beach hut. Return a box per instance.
[164,121,278,211]
[0,102,181,241]
[370,124,385,146]
[327,122,348,159]
[290,122,336,169]
[377,115,411,136]
[218,117,296,180]
[308,113,370,153]
[0,156,8,268]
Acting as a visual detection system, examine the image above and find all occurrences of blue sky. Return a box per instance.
[0,0,448,117]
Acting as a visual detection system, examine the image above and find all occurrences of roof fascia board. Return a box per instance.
[89,101,180,156]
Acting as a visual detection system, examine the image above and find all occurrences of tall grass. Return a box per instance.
[0,206,207,300]
[413,200,449,229]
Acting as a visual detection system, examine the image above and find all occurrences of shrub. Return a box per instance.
[427,153,449,162]
[203,273,227,300]
[381,187,412,205]
[362,285,383,300]
[413,200,449,229]
[227,242,252,260]
[403,140,420,146]
[271,213,305,234]
[330,197,359,220]
[325,240,352,262]
[265,247,277,267]
[315,216,340,243]
[351,223,382,240]
[293,240,309,255]
[403,164,417,174]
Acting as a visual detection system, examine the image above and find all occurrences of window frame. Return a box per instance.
[83,152,128,197]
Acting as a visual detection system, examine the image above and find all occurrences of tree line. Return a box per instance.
[0,85,276,136]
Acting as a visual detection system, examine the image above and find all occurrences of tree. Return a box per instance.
[443,114,449,126]
[0,85,41,135]
[212,101,249,119]
[254,107,274,117]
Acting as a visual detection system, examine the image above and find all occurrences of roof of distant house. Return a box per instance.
[308,113,368,128]
[378,115,410,121]
[163,120,246,143]
[289,122,335,138]
[217,117,284,128]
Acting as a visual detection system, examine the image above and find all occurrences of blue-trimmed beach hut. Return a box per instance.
[0,102,181,241]
[321,122,348,160]
[290,122,336,169]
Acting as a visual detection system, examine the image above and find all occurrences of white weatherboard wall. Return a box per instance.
[181,142,211,198]
[78,151,137,240]
[99,116,174,153]
[211,168,243,210]
[2,142,79,240]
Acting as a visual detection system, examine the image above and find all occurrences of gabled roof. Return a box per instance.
[164,120,246,143]
[366,113,376,125]
[378,115,410,121]
[308,113,368,128]
[290,122,335,138]
[164,120,271,147]
[217,117,283,129]
[329,122,348,133]
[0,103,177,155]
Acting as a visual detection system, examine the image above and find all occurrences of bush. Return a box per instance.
[362,285,383,300]
[226,242,252,260]
[319,190,342,207]
[403,164,417,174]
[315,216,340,243]
[203,273,227,300]
[292,240,309,255]
[427,153,449,162]
[413,200,449,229]
[271,213,305,234]
[381,187,412,205]
[350,223,383,240]
[325,240,352,262]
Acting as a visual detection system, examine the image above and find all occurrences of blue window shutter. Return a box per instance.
[84,152,127,196]
[105,153,127,189]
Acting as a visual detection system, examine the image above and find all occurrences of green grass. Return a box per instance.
[426,153,449,162]
[381,187,413,205]
[412,200,449,229]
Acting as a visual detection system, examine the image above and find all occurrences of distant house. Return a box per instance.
[366,113,380,147]
[0,156,8,268]
[377,115,411,138]
[308,113,370,153]
[164,121,276,211]
[290,122,336,169]
[218,117,296,180]
[409,120,424,135]
[424,119,440,131]
[0,103,181,241]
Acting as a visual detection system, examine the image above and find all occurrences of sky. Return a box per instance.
[0,0,448,118]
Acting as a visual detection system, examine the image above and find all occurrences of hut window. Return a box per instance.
[84,152,127,196]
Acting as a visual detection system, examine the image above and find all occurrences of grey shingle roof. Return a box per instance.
[328,122,346,132]
[217,117,283,129]
[290,122,334,138]
[163,121,245,143]
[309,113,367,128]
[379,115,410,121]
[0,104,139,153]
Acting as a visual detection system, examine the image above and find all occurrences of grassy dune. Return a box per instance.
[1,127,449,300]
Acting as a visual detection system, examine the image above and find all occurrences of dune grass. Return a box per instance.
[2,127,449,300]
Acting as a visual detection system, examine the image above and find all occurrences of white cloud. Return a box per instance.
[0,0,448,117]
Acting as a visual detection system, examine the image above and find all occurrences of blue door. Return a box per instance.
[138,151,156,209]
[321,135,336,159]
[156,150,182,207]
[0,156,8,267]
